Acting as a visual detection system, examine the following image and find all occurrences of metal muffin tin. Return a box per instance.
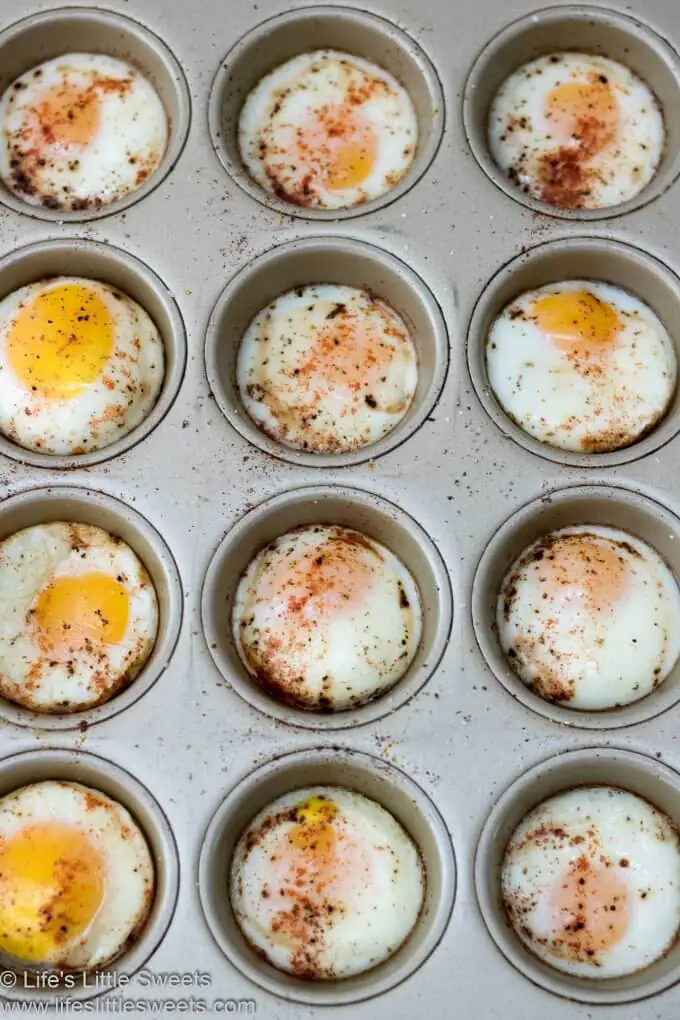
[2,0,680,1016]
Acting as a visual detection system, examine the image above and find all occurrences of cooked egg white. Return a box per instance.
[489,53,665,210]
[232,524,422,711]
[0,277,165,456]
[0,780,154,970]
[238,284,418,454]
[0,522,159,713]
[486,281,677,453]
[238,50,418,210]
[502,787,680,978]
[231,787,425,978]
[0,53,168,212]
[498,525,680,710]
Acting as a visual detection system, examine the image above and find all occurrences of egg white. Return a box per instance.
[231,786,425,978]
[498,524,680,710]
[233,524,422,711]
[0,522,159,713]
[486,281,677,453]
[0,780,154,970]
[0,277,165,456]
[0,54,168,211]
[489,53,665,209]
[238,50,418,210]
[502,787,680,978]
[238,284,418,453]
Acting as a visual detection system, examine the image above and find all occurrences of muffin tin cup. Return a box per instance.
[0,485,183,731]
[198,746,456,1006]
[204,236,450,466]
[0,746,179,1003]
[462,5,680,219]
[201,484,453,729]
[0,238,187,469]
[471,484,680,729]
[475,746,680,1004]
[0,6,191,222]
[467,236,680,467]
[208,5,445,220]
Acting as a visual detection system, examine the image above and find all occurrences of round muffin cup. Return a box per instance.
[201,484,452,729]
[475,746,680,1004]
[0,6,190,222]
[205,236,449,466]
[208,5,445,220]
[467,236,680,467]
[0,238,187,469]
[462,5,680,219]
[472,484,680,729]
[0,485,183,730]
[0,746,179,1003]
[199,746,455,1005]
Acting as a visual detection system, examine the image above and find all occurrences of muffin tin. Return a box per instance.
[2,0,680,1016]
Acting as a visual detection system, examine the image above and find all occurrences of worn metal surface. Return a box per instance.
[2,0,680,1016]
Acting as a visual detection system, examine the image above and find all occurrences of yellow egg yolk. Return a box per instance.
[545,73,619,157]
[35,572,129,655]
[532,290,621,358]
[550,855,629,962]
[7,283,114,399]
[325,134,377,190]
[289,796,337,853]
[297,103,377,192]
[0,822,105,963]
[540,535,627,615]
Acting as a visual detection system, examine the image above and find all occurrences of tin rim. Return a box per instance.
[467,237,680,467]
[471,484,680,729]
[0,485,183,730]
[204,236,450,467]
[0,746,179,1002]
[0,6,191,222]
[462,5,680,219]
[201,484,453,729]
[198,746,456,1005]
[475,746,680,1003]
[207,5,445,220]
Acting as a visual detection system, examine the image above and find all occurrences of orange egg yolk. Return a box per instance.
[7,283,114,399]
[550,855,629,961]
[532,290,621,358]
[262,533,376,621]
[545,73,619,157]
[298,106,377,192]
[540,536,626,615]
[0,822,105,962]
[34,82,100,152]
[298,312,399,401]
[35,572,129,655]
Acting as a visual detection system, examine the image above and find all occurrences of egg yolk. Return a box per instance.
[550,855,629,961]
[540,535,627,614]
[34,82,100,151]
[262,533,376,620]
[532,290,621,357]
[298,311,401,403]
[545,73,619,157]
[35,572,129,655]
[7,283,114,399]
[0,823,104,962]
[289,796,337,854]
[298,106,377,192]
